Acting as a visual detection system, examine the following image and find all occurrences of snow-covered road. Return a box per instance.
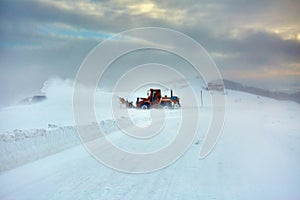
[0,91,300,199]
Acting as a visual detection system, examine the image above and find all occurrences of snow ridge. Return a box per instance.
[0,120,119,172]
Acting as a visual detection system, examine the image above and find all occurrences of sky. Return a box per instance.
[0,0,300,106]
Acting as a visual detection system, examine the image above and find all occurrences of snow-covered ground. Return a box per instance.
[0,78,299,199]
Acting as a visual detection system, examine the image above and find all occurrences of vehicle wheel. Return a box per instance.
[163,105,169,109]
[140,103,150,109]
[162,102,171,109]
[173,103,180,109]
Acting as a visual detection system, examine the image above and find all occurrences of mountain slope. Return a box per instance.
[223,79,300,103]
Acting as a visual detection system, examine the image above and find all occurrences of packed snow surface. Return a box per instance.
[0,78,299,199]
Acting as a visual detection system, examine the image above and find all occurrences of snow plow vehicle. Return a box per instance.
[119,89,181,109]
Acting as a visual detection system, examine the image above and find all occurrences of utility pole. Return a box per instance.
[200,90,203,107]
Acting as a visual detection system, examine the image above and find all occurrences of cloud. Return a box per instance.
[0,0,300,106]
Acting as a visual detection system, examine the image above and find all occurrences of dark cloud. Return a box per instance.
[0,0,107,30]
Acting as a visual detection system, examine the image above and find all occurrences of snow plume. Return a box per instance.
[1,76,114,131]
[41,76,74,106]
[0,77,74,132]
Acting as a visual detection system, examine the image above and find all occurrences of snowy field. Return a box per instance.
[0,79,300,199]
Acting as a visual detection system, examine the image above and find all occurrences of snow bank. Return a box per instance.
[0,126,77,171]
[0,119,121,172]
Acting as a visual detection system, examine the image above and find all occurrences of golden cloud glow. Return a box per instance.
[128,2,155,13]
[127,2,166,18]
[227,23,300,42]
[126,1,186,23]
[268,26,300,41]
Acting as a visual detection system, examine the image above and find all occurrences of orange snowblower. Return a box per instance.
[119,89,181,109]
